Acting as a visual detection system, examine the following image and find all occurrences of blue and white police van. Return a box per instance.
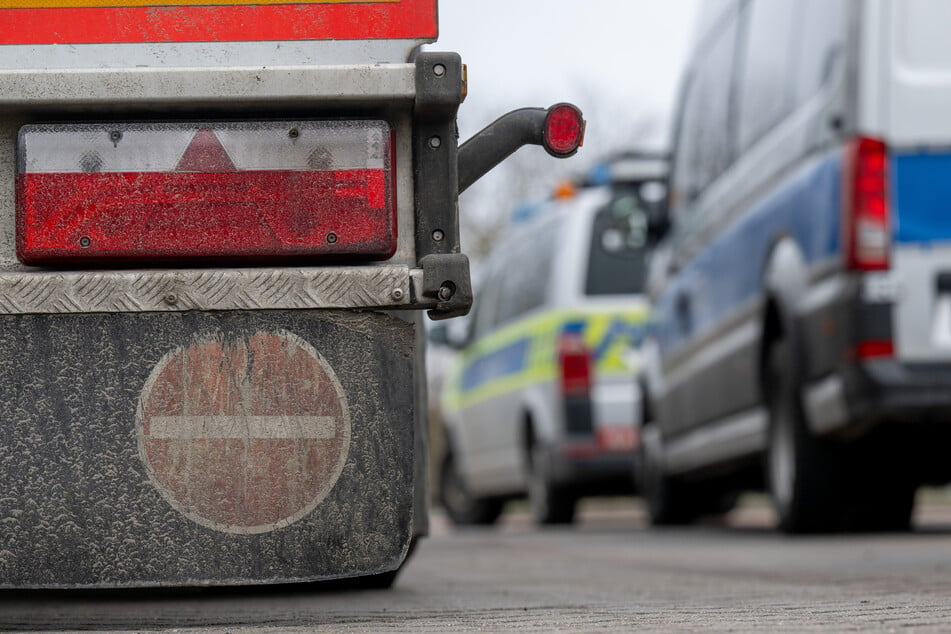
[641,0,951,533]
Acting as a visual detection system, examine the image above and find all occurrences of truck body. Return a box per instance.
[0,1,583,586]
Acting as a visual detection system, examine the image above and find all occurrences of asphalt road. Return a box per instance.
[4,497,951,632]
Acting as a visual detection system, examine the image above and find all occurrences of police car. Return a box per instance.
[439,155,667,525]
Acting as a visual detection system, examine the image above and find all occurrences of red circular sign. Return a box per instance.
[137,330,350,534]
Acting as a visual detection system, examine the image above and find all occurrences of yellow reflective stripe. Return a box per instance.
[442,306,649,413]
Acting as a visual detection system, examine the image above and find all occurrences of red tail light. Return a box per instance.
[853,339,894,360]
[558,332,592,397]
[16,120,396,265]
[843,136,890,271]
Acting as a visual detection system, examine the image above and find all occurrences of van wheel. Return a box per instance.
[767,339,844,533]
[439,452,504,526]
[640,424,697,525]
[527,443,576,525]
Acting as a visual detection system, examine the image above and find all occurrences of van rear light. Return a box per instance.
[852,339,894,360]
[558,331,592,397]
[843,136,890,271]
[16,120,395,265]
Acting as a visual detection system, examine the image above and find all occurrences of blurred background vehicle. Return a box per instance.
[437,154,668,525]
[641,0,951,533]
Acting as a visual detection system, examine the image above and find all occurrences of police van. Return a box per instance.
[642,0,951,532]
[0,1,584,588]
[440,155,667,525]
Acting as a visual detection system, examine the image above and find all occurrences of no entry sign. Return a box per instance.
[0,0,437,45]
[137,330,351,534]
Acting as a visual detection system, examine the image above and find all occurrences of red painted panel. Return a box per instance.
[0,0,437,45]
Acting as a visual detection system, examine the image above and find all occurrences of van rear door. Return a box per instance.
[866,0,951,362]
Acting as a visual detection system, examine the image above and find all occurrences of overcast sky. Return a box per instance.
[430,0,700,152]
[426,1,700,240]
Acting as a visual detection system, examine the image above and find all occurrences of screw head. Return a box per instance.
[433,64,446,77]
[391,288,405,301]
[288,128,300,139]
[164,294,178,305]
[429,136,442,149]
[432,229,445,242]
[326,232,338,244]
[437,285,454,302]
[79,236,91,248]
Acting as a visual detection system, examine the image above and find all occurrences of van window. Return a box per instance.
[671,7,739,205]
[737,0,797,150]
[494,215,560,325]
[794,0,848,105]
[585,188,649,296]
[472,268,503,339]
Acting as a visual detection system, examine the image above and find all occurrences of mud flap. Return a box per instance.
[0,310,415,588]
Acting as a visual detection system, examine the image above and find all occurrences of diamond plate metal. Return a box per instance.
[0,267,412,314]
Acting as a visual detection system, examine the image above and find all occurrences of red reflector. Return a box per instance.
[853,339,894,360]
[559,332,592,397]
[543,103,585,157]
[596,426,639,452]
[176,128,237,173]
[843,136,890,272]
[16,121,396,265]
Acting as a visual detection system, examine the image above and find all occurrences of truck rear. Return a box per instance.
[0,1,583,587]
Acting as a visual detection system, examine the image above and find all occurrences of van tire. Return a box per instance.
[527,443,576,525]
[438,452,504,526]
[767,339,844,533]
[640,424,699,526]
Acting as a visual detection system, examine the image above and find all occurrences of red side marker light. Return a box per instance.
[543,103,585,158]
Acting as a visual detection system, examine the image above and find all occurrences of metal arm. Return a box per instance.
[457,107,552,194]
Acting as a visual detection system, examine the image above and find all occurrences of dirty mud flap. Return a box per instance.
[0,310,415,588]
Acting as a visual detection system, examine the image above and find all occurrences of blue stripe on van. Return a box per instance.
[460,338,531,391]
[893,152,951,244]
[656,150,843,357]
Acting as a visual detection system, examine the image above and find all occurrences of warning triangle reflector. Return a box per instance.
[176,129,237,172]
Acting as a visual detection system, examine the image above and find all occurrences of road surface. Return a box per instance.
[4,496,951,632]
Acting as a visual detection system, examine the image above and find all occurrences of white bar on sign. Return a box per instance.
[149,415,336,439]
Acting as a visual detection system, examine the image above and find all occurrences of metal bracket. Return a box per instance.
[413,52,464,261]
[417,253,472,320]
[457,107,549,194]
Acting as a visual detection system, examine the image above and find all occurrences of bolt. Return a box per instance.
[326,232,338,244]
[79,236,91,248]
[432,229,445,242]
[429,136,442,149]
[433,63,446,77]
[437,285,454,302]
[288,127,300,139]
[164,294,178,305]
[391,288,405,301]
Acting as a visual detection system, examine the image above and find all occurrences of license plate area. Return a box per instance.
[16,120,396,265]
